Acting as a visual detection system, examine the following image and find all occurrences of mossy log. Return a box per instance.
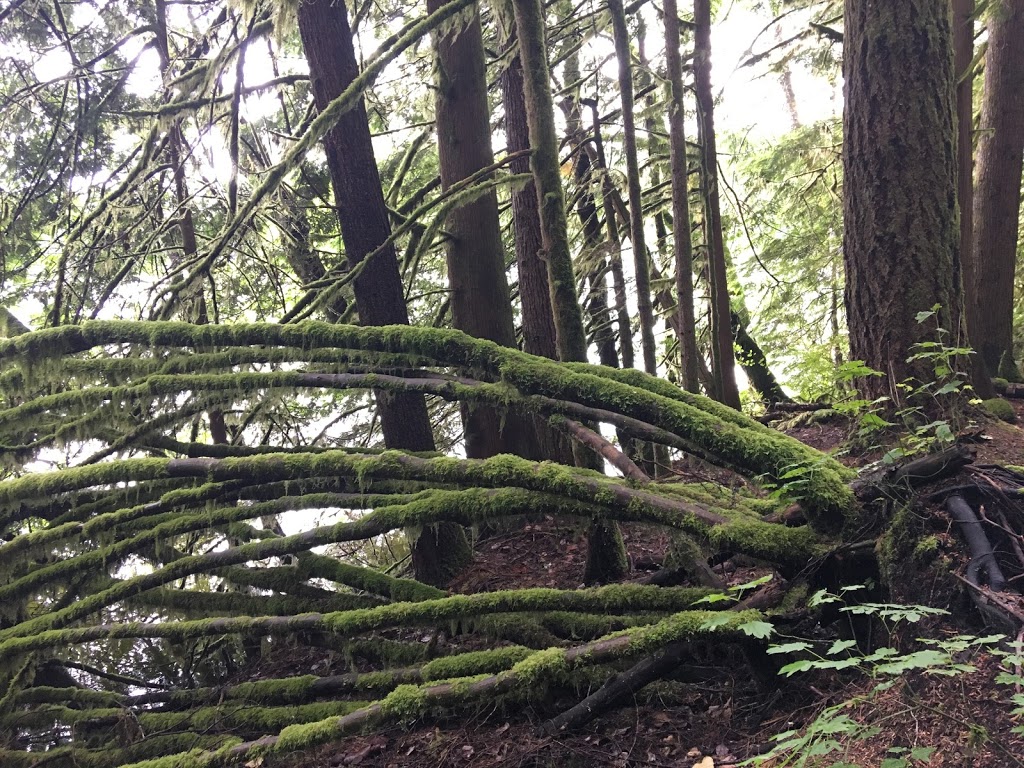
[0,321,856,764]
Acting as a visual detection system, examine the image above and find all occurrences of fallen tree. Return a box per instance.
[0,321,1017,767]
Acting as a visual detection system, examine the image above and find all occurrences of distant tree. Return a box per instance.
[953,0,995,398]
[497,5,559,362]
[842,0,963,403]
[970,0,1024,381]
[428,0,535,459]
[694,0,741,409]
[609,0,657,377]
[663,0,701,394]
[296,0,471,584]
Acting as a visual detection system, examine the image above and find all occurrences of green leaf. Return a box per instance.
[767,641,814,655]
[827,639,858,656]
[809,589,840,608]
[693,593,733,605]
[807,739,841,757]
[732,574,774,592]
[815,658,861,671]
[881,759,909,768]
[875,649,950,675]
[739,620,775,639]
[910,746,935,761]
[779,659,815,677]
[699,614,735,631]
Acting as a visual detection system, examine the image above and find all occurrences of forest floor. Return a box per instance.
[263,400,1024,768]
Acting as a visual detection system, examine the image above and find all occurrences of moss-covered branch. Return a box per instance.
[0,320,853,525]
[118,609,762,768]
[0,584,718,658]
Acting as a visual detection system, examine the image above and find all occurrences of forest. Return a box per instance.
[0,0,1023,765]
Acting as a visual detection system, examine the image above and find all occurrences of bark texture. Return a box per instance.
[694,0,741,409]
[842,0,962,401]
[970,0,1024,377]
[296,0,470,584]
[954,0,995,399]
[511,0,589,363]
[609,0,657,376]
[500,34,559,361]
[430,0,533,460]
[664,0,701,394]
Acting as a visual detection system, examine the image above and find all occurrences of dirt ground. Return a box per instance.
[261,401,1024,768]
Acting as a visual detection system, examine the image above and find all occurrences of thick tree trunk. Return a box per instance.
[842,0,963,403]
[693,0,741,409]
[664,0,701,394]
[609,0,657,376]
[296,0,470,585]
[971,0,1024,379]
[429,0,536,460]
[954,0,995,399]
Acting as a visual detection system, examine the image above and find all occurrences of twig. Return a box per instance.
[550,416,650,482]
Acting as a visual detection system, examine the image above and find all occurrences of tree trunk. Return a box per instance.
[561,37,618,369]
[842,0,963,403]
[296,0,470,586]
[429,0,536,460]
[732,312,793,405]
[510,0,589,364]
[589,101,635,370]
[509,0,627,582]
[954,0,995,398]
[609,0,657,376]
[693,0,741,409]
[500,30,559,362]
[971,0,1024,380]
[664,0,701,394]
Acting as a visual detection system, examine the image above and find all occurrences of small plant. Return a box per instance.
[832,306,975,462]
[744,587,1022,767]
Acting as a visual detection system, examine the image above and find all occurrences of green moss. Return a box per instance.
[992,377,1010,394]
[998,351,1021,383]
[511,647,570,686]
[912,535,941,564]
[876,505,925,593]
[775,582,810,615]
[708,520,825,571]
[273,714,356,753]
[982,397,1016,423]
[420,646,532,679]
[379,683,430,718]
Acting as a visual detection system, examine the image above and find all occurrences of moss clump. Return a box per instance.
[912,535,941,564]
[991,377,1009,394]
[878,505,953,605]
[420,646,532,680]
[981,397,1016,423]
[998,351,1022,383]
